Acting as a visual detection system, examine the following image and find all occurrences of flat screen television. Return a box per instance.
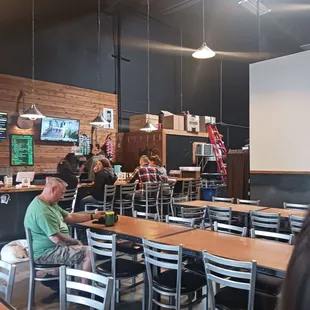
[40,117,80,143]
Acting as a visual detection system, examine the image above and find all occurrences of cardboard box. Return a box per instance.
[129,114,159,132]
[200,116,216,132]
[184,115,200,132]
[163,115,184,131]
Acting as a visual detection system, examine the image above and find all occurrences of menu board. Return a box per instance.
[10,135,34,166]
[0,112,8,139]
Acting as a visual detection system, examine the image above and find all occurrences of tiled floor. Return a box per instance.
[10,262,207,309]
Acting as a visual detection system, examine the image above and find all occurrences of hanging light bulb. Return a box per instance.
[21,0,45,120]
[141,0,157,132]
[90,112,108,127]
[192,0,216,59]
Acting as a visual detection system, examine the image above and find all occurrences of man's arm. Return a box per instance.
[64,211,105,224]
[129,168,139,183]
[49,232,81,246]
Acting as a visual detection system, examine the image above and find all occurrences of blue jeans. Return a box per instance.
[78,195,103,212]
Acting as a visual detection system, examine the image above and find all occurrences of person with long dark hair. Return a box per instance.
[57,154,78,190]
[277,210,310,310]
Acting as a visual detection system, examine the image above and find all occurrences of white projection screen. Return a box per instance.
[250,51,310,173]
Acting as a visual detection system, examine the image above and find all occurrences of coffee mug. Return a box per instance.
[97,211,118,227]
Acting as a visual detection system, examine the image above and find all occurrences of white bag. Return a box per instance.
[1,239,29,263]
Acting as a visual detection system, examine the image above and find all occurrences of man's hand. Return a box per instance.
[93,211,105,220]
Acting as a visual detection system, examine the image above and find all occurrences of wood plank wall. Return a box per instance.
[0,74,118,174]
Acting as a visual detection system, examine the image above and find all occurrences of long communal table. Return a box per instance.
[260,207,307,218]
[77,215,293,278]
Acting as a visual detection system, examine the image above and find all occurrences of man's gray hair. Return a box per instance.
[46,177,68,188]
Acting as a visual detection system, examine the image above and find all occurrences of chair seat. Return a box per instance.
[35,263,63,268]
[215,287,277,310]
[256,273,282,295]
[116,241,143,255]
[96,258,145,279]
[184,261,205,276]
[153,270,206,294]
[114,199,132,205]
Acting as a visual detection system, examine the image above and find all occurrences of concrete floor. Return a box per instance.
[8,261,207,310]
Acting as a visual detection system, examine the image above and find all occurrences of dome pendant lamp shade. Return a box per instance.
[90,113,108,127]
[20,104,45,120]
[140,119,157,132]
[192,42,216,59]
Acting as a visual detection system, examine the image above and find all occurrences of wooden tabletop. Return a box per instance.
[77,215,194,240]
[0,297,16,310]
[261,207,308,218]
[156,229,293,272]
[176,200,268,214]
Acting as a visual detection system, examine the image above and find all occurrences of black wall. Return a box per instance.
[0,8,249,149]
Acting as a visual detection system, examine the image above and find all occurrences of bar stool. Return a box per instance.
[59,188,78,212]
[189,179,201,201]
[159,182,175,219]
[85,184,116,211]
[173,180,191,203]
[113,183,136,216]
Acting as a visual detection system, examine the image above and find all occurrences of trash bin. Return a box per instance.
[200,187,217,201]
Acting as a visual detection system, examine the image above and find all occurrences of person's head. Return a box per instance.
[42,178,67,204]
[63,153,77,171]
[149,155,162,167]
[280,210,310,310]
[99,158,111,169]
[57,160,72,175]
[139,155,149,166]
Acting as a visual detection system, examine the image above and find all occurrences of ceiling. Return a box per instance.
[1,0,309,58]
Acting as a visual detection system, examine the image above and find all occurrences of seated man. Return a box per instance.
[24,177,105,285]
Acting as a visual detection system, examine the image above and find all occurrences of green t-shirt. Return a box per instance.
[24,197,69,260]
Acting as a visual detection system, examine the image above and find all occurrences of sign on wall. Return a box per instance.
[103,108,114,129]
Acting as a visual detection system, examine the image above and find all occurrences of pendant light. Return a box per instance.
[140,0,157,132]
[192,0,215,59]
[90,0,108,127]
[21,0,45,120]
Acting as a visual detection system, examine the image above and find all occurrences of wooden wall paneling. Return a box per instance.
[0,74,118,174]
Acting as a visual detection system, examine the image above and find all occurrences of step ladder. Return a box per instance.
[206,124,227,184]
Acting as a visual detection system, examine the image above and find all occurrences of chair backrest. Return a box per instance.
[103,184,116,210]
[119,183,136,197]
[59,188,78,212]
[212,196,234,203]
[86,230,116,276]
[133,210,158,221]
[160,182,175,201]
[203,251,256,310]
[25,228,35,272]
[181,180,192,200]
[208,206,232,225]
[289,215,305,235]
[250,229,295,245]
[141,182,161,202]
[180,207,206,228]
[142,238,183,309]
[250,210,280,232]
[283,202,310,210]
[213,221,247,237]
[117,183,136,215]
[165,215,195,227]
[237,198,260,206]
[59,266,113,310]
[0,260,16,304]
[190,179,201,201]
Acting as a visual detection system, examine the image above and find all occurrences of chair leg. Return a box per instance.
[131,255,137,292]
[115,280,121,303]
[27,273,35,310]
[188,293,194,310]
[142,273,146,310]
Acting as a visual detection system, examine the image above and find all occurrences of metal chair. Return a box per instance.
[237,198,260,206]
[180,207,206,228]
[134,182,160,220]
[159,182,175,219]
[59,266,113,310]
[133,210,158,220]
[87,230,146,310]
[190,179,201,201]
[173,180,192,203]
[0,260,16,304]
[203,251,257,310]
[283,202,310,210]
[165,215,195,227]
[250,229,295,244]
[59,188,78,212]
[113,183,136,216]
[142,238,207,310]
[213,221,247,237]
[25,228,63,310]
[85,184,116,211]
[208,206,232,226]
[212,196,234,203]
[289,214,304,234]
[250,210,280,232]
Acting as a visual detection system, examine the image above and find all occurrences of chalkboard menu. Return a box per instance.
[0,112,8,140]
[10,135,34,166]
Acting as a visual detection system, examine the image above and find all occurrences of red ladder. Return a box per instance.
[206,124,227,183]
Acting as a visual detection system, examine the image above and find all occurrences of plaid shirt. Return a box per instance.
[129,164,167,185]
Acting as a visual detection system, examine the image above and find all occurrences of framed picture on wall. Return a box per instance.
[103,108,114,129]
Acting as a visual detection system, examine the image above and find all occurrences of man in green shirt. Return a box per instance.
[24,177,105,284]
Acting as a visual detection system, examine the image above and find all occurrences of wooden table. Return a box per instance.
[0,297,16,310]
[156,229,293,276]
[77,215,194,242]
[176,200,268,214]
[261,207,307,218]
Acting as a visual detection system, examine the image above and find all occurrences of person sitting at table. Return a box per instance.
[149,155,167,176]
[79,158,117,211]
[24,178,105,285]
[277,210,310,310]
[57,155,78,190]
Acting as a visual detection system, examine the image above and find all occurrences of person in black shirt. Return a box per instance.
[57,156,78,190]
[78,158,117,211]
